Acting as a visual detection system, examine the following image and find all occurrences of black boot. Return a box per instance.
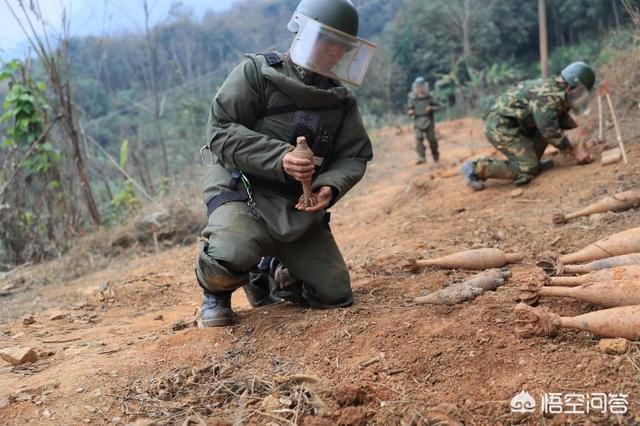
[540,158,555,171]
[432,150,440,162]
[199,290,234,327]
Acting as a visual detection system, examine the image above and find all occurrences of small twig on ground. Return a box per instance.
[360,352,385,368]
[97,348,122,355]
[249,409,296,426]
[42,337,82,343]
[624,354,640,374]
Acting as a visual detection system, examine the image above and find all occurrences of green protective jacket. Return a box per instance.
[203,52,373,243]
[487,77,576,150]
[407,92,440,129]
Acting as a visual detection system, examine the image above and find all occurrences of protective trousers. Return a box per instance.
[415,124,439,161]
[195,202,353,309]
[472,112,547,185]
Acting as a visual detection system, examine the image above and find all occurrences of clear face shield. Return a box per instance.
[289,14,377,86]
[566,84,594,114]
[413,82,428,96]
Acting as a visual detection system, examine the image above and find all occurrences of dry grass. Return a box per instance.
[0,191,204,286]
[113,362,325,425]
[622,1,640,30]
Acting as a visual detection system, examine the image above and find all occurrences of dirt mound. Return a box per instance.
[576,46,639,150]
[110,197,203,251]
[0,194,205,323]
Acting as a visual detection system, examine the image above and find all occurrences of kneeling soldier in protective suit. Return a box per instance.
[461,61,595,190]
[195,0,376,326]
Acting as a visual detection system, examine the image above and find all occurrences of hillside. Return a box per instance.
[1,96,640,424]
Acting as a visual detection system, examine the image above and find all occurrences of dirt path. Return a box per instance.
[1,117,640,425]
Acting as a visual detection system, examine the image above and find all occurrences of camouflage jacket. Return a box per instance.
[407,92,440,129]
[488,77,575,150]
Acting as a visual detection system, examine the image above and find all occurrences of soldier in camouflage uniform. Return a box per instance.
[195,0,377,327]
[407,77,441,164]
[461,62,595,190]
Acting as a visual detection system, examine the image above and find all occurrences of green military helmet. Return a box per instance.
[414,76,426,85]
[561,61,595,91]
[287,0,359,36]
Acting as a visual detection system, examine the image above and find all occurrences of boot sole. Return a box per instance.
[198,317,234,327]
[467,182,486,191]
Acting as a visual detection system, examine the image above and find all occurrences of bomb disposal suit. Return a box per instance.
[196,0,376,326]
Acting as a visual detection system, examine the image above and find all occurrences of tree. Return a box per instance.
[5,0,101,227]
[143,0,170,178]
[384,0,536,111]
[0,59,68,263]
[539,0,549,77]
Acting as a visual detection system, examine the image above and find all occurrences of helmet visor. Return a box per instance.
[567,84,593,114]
[413,81,428,94]
[289,15,377,86]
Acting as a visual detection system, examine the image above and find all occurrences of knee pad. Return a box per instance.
[196,242,247,292]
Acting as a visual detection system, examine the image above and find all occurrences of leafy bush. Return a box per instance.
[109,181,141,223]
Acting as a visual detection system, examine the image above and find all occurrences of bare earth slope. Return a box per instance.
[1,117,640,425]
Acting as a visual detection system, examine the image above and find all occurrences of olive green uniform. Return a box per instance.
[407,92,440,161]
[471,77,576,185]
[196,52,373,308]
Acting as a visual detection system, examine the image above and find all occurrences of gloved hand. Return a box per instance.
[572,146,593,165]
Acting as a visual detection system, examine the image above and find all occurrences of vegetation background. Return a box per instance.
[0,0,636,267]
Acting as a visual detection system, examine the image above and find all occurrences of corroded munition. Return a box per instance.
[515,303,640,340]
[537,227,640,275]
[415,248,522,270]
[601,147,622,166]
[552,190,640,224]
[414,268,511,305]
[560,253,640,275]
[291,136,317,208]
[536,280,640,307]
[550,265,640,286]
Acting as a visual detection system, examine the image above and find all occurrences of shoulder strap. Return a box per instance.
[263,103,343,118]
[260,51,284,67]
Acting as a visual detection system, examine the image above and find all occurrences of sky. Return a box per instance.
[0,0,239,60]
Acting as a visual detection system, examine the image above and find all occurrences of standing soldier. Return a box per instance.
[461,61,595,190]
[195,0,376,327]
[407,77,441,165]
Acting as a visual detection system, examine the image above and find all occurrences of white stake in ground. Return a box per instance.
[602,81,628,164]
[597,87,603,141]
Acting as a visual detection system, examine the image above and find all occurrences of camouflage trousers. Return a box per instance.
[472,112,547,185]
[196,201,353,309]
[415,124,439,161]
